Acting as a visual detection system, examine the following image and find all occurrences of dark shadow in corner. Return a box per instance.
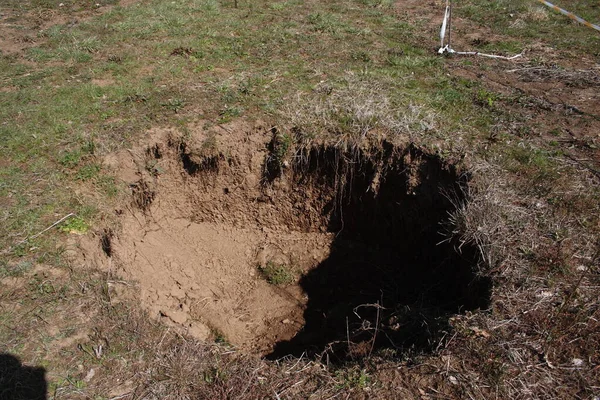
[268,144,492,363]
[0,354,47,400]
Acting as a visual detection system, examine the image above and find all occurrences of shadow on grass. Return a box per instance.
[0,354,47,400]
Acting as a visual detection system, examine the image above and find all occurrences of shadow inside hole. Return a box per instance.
[100,229,113,257]
[268,146,492,363]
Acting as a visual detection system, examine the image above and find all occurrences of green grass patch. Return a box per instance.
[258,261,295,286]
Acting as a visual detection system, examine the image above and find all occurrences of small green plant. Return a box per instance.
[203,366,225,384]
[274,132,292,162]
[475,88,499,108]
[213,329,231,347]
[307,12,342,33]
[258,261,294,285]
[96,175,119,197]
[59,216,89,235]
[218,105,243,123]
[335,368,370,389]
[162,98,185,113]
[0,261,34,278]
[145,159,165,177]
[59,151,82,168]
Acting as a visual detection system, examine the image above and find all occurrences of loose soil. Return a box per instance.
[82,121,491,361]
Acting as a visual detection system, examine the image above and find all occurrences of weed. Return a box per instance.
[218,105,243,123]
[59,216,89,235]
[335,367,370,389]
[96,175,119,197]
[0,261,34,278]
[258,261,295,285]
[59,150,82,168]
[475,88,499,109]
[213,330,231,347]
[162,98,186,113]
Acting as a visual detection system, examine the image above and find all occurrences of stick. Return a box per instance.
[346,316,350,350]
[453,51,523,60]
[437,1,522,60]
[448,0,452,50]
[368,302,381,359]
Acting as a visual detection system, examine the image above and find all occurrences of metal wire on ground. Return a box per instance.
[537,0,600,33]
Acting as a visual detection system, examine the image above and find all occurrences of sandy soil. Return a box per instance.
[83,123,335,354]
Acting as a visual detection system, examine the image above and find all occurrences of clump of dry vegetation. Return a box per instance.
[285,74,438,150]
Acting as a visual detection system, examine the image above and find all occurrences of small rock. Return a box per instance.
[84,368,96,382]
[448,375,458,385]
[188,322,211,341]
[162,309,188,324]
[170,286,186,300]
[256,249,267,266]
[282,319,291,324]
[572,358,584,367]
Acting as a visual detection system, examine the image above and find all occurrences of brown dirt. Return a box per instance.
[83,122,334,354]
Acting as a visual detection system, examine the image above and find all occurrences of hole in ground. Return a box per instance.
[100,229,113,258]
[267,144,491,362]
[101,129,491,362]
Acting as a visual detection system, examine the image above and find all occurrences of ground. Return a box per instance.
[0,0,599,399]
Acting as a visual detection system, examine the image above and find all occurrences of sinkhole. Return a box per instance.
[100,127,491,363]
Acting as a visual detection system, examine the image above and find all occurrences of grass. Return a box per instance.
[0,0,599,398]
[1,0,486,255]
[258,261,295,286]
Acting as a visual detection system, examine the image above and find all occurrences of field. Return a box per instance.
[1,0,599,398]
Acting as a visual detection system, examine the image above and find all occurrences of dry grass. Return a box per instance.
[284,73,438,150]
[440,155,600,399]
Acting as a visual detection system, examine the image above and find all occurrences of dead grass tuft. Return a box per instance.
[284,73,437,150]
[130,179,156,211]
[523,5,550,22]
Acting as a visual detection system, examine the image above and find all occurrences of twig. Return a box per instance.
[368,301,381,359]
[346,316,350,350]
[108,393,132,400]
[451,50,523,60]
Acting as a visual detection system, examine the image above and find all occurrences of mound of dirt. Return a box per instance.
[84,121,491,361]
